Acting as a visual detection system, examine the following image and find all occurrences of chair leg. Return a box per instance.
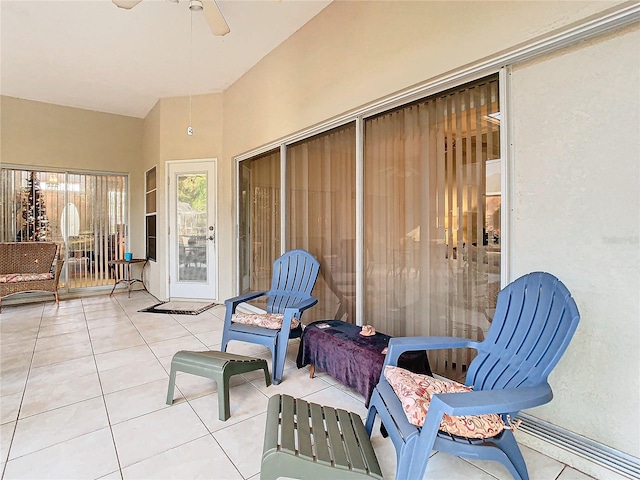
[271,354,281,385]
[262,364,272,388]
[273,335,288,385]
[366,389,389,437]
[220,333,229,352]
[494,430,529,480]
[166,364,177,405]
[365,404,378,435]
[218,372,231,421]
[396,445,426,480]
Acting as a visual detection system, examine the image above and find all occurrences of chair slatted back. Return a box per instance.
[466,272,580,391]
[0,242,58,274]
[267,250,320,314]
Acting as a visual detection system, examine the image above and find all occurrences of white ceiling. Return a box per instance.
[0,0,331,118]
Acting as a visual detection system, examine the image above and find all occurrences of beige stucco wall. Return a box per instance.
[223,0,621,156]
[219,0,638,467]
[510,23,640,459]
[0,96,145,254]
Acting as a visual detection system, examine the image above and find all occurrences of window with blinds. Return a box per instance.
[287,123,357,323]
[0,168,128,291]
[237,149,281,297]
[237,75,501,380]
[364,76,500,379]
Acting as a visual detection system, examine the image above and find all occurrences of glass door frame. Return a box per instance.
[167,159,218,300]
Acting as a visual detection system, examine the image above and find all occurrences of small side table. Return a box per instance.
[108,258,148,297]
[296,320,431,406]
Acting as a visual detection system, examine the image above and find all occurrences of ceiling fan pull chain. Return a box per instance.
[188,5,194,136]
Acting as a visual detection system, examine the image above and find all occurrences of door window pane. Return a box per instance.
[177,173,208,282]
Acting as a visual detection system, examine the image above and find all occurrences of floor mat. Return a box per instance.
[138,301,218,315]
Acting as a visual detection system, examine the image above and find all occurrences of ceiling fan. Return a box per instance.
[112,0,230,36]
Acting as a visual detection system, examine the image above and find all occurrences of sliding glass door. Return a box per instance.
[364,77,500,379]
[237,150,281,298]
[236,75,501,380]
[287,123,357,323]
[0,168,128,291]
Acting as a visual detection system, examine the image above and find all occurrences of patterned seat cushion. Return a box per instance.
[232,312,299,330]
[384,365,505,439]
[0,273,54,284]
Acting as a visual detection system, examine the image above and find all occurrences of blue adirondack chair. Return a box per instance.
[365,271,580,480]
[221,249,320,384]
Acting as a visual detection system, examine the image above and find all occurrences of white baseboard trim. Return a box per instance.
[515,413,639,480]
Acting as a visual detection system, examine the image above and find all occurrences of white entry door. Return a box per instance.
[168,160,217,299]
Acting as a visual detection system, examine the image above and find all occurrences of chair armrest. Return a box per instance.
[223,292,268,329]
[430,383,553,417]
[284,296,318,314]
[280,297,319,330]
[225,291,267,311]
[384,336,482,367]
[414,383,553,461]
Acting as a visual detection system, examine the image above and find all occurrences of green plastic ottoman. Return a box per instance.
[261,394,383,480]
[166,350,271,421]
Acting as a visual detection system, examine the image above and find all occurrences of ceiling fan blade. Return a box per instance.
[112,0,143,9]
[202,0,230,36]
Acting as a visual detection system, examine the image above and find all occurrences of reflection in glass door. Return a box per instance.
[177,173,208,282]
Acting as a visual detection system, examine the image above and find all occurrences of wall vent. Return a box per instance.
[516,413,640,479]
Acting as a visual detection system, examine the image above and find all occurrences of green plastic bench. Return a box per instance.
[261,394,383,480]
[166,350,271,421]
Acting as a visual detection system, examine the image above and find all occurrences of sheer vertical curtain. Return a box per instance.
[0,168,127,290]
[238,150,281,297]
[287,123,356,323]
[364,77,500,379]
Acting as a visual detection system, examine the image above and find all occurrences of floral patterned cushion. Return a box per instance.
[0,273,54,284]
[383,365,505,439]
[232,312,299,330]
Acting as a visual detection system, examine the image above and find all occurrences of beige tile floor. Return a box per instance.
[0,291,595,480]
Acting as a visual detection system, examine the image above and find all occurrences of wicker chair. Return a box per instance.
[0,242,63,310]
